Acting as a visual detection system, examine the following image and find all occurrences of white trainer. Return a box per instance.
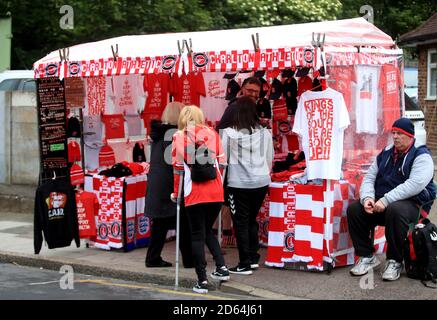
[350,255,381,276]
[382,259,402,281]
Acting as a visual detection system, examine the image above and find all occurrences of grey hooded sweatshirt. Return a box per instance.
[221,127,273,189]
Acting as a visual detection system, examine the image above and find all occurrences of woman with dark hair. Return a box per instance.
[222,96,273,275]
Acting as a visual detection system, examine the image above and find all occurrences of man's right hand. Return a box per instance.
[363,198,375,214]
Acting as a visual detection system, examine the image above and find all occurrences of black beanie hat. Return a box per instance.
[268,78,283,100]
[225,79,241,101]
[392,117,415,138]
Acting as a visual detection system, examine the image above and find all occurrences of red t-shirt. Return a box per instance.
[379,64,401,131]
[141,112,161,135]
[76,191,99,238]
[101,114,125,139]
[329,65,355,111]
[172,72,206,106]
[143,73,172,115]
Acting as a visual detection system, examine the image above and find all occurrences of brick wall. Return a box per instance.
[418,43,437,158]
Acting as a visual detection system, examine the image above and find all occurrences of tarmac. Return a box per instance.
[1,183,437,300]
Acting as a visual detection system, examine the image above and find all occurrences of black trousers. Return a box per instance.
[228,186,269,268]
[146,206,193,267]
[347,200,420,262]
[185,202,225,282]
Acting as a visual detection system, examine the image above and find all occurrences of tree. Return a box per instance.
[338,0,437,40]
[0,0,217,69]
[223,0,342,28]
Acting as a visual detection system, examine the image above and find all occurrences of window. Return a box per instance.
[427,49,437,99]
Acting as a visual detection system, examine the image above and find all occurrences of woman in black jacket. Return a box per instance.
[144,102,193,268]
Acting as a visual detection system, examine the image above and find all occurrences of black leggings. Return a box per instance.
[185,202,225,282]
[228,186,269,267]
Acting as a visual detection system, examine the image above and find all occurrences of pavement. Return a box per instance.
[1,183,437,300]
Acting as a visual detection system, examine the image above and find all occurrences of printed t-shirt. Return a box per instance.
[355,65,380,134]
[328,66,355,111]
[112,75,145,115]
[141,112,161,136]
[85,76,114,116]
[172,72,206,106]
[83,115,103,146]
[107,139,130,163]
[379,64,401,131]
[101,114,125,139]
[292,88,350,180]
[199,72,228,122]
[76,191,99,238]
[107,138,147,163]
[84,144,101,171]
[143,73,172,115]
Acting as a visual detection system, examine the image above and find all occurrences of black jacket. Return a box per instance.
[216,98,238,131]
[34,179,80,254]
[144,120,178,218]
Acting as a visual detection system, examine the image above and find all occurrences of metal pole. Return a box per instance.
[174,172,184,290]
[218,209,222,246]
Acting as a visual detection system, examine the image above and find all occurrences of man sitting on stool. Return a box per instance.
[347,117,435,281]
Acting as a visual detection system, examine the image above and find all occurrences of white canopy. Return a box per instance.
[35,18,396,66]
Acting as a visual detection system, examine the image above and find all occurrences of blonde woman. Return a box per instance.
[144,102,193,269]
[171,105,229,294]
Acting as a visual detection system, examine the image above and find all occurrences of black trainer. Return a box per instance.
[193,280,216,294]
[228,265,253,275]
[210,266,230,281]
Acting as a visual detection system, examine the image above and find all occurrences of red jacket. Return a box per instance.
[172,125,225,207]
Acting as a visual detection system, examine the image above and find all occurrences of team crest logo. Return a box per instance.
[68,62,81,75]
[111,221,121,237]
[284,231,295,251]
[127,220,135,241]
[45,64,58,76]
[278,121,291,135]
[304,49,314,64]
[138,216,150,235]
[161,56,177,71]
[99,223,109,240]
[193,53,209,68]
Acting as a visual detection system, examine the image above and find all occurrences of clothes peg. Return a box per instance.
[184,38,193,55]
[177,40,185,55]
[252,33,260,52]
[111,44,119,61]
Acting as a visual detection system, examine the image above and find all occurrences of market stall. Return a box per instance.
[33,18,402,265]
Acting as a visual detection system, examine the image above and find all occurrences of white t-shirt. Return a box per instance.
[292,88,350,180]
[84,76,115,116]
[355,65,380,134]
[107,137,147,163]
[112,74,145,115]
[199,72,228,122]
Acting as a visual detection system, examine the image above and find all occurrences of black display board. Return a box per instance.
[36,77,69,180]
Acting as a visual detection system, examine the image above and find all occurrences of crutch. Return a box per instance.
[174,172,184,290]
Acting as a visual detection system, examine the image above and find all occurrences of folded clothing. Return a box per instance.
[272,151,305,173]
[99,163,133,178]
